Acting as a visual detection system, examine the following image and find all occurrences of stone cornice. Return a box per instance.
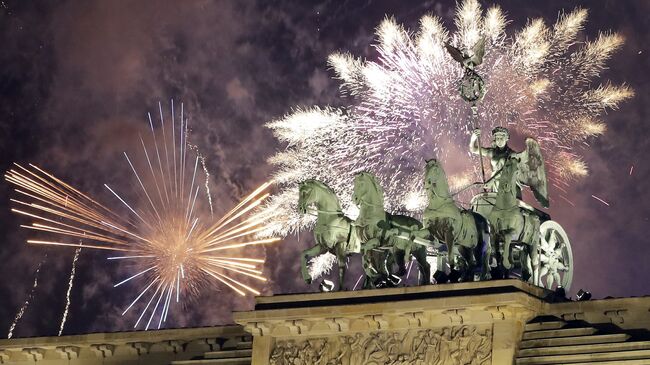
[0,325,249,363]
[0,325,244,350]
[254,279,548,309]
[542,295,650,329]
[235,280,544,337]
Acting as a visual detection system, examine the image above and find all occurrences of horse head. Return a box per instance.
[298,180,315,214]
[424,159,451,199]
[353,172,385,207]
[298,179,339,215]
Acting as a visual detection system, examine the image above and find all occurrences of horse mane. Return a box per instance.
[355,172,385,203]
[425,159,451,199]
[302,179,336,195]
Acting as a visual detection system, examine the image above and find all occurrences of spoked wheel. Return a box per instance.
[538,221,573,291]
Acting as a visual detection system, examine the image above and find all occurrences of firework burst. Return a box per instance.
[6,103,280,330]
[259,1,632,237]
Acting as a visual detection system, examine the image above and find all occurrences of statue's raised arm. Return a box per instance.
[469,128,491,157]
[470,127,515,192]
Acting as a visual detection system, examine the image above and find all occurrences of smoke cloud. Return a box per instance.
[0,0,648,336]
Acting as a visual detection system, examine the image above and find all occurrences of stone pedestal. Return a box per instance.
[2,280,650,364]
[234,280,547,365]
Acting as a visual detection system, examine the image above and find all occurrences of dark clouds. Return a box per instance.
[0,0,648,337]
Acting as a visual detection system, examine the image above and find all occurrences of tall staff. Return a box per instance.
[445,39,487,186]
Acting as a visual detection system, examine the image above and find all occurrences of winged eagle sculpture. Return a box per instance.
[445,39,486,103]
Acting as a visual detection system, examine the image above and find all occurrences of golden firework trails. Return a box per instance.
[5,103,280,330]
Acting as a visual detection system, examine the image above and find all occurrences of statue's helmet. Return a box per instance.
[491,126,509,137]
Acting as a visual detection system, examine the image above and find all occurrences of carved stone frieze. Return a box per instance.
[269,325,492,365]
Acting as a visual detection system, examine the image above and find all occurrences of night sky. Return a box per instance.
[0,0,648,337]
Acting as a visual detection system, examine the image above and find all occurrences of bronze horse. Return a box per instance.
[353,172,431,287]
[416,159,491,281]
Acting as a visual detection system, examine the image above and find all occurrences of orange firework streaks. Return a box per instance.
[5,103,280,330]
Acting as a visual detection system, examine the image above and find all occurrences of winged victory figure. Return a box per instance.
[470,126,549,208]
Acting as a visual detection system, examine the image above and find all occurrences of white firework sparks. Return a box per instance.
[307,252,338,281]
[259,1,632,237]
[7,257,46,339]
[58,247,81,336]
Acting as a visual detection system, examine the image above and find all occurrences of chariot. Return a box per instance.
[472,191,573,290]
[425,190,573,291]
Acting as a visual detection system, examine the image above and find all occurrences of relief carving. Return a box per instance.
[269,325,491,365]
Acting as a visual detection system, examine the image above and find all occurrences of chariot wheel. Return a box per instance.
[537,221,573,291]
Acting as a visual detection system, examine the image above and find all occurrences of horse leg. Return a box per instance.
[377,245,391,280]
[492,232,508,279]
[337,258,347,291]
[532,221,541,286]
[362,238,381,288]
[414,246,431,285]
[362,275,372,289]
[520,246,531,282]
[529,237,540,286]
[447,227,468,283]
[457,246,472,282]
[394,249,407,276]
[477,216,493,280]
[336,246,347,291]
[301,245,326,284]
[466,242,477,276]
[445,228,456,272]
[465,245,477,281]
[527,254,535,284]
[385,252,403,287]
[502,232,516,270]
[480,230,492,280]
[404,243,413,266]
